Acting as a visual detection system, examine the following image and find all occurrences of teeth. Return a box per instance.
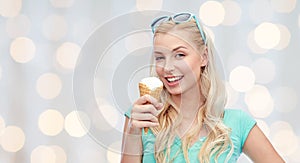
[166,76,182,82]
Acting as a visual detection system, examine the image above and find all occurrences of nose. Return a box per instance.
[164,59,175,73]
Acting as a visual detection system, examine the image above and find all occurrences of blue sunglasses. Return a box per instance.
[150,12,207,45]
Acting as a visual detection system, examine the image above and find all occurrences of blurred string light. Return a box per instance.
[56,42,81,70]
[245,85,274,118]
[273,86,298,113]
[64,111,90,138]
[270,0,296,13]
[254,22,280,50]
[199,1,225,27]
[5,14,31,39]
[50,145,67,163]
[274,24,291,50]
[225,82,239,108]
[0,126,25,152]
[256,119,270,137]
[31,145,66,163]
[10,37,36,63]
[136,0,162,11]
[38,109,64,136]
[221,0,241,26]
[229,66,255,92]
[250,58,276,84]
[50,0,74,8]
[0,0,22,17]
[247,30,268,54]
[36,73,62,99]
[270,121,299,157]
[42,14,68,41]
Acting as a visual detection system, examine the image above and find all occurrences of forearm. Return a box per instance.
[121,118,143,163]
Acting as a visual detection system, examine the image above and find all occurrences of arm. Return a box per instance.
[243,124,285,163]
[121,95,162,163]
[120,117,143,163]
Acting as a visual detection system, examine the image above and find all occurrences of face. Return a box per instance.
[153,30,208,96]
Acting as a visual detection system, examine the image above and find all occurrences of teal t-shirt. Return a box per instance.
[124,109,256,163]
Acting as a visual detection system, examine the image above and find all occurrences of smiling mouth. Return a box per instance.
[165,76,184,83]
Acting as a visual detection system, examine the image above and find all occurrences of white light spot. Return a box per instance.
[31,145,56,163]
[270,0,296,13]
[36,73,62,99]
[50,0,74,8]
[254,22,281,49]
[247,30,268,54]
[56,42,81,69]
[271,128,298,156]
[64,111,90,137]
[42,15,68,41]
[245,85,274,118]
[10,37,36,63]
[136,0,162,11]
[229,66,255,92]
[251,58,276,84]
[273,87,298,113]
[0,126,25,152]
[221,0,241,26]
[38,109,64,136]
[50,145,67,163]
[0,115,5,135]
[274,24,291,50]
[6,14,31,38]
[199,1,225,26]
[0,0,22,17]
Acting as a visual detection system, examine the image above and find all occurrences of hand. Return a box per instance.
[129,94,163,134]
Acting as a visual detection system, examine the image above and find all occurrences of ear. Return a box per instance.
[200,47,208,67]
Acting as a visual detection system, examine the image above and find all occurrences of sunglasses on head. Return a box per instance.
[150,12,207,45]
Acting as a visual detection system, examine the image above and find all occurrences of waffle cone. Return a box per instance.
[138,83,163,134]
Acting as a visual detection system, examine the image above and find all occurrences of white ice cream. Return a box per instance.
[140,77,163,90]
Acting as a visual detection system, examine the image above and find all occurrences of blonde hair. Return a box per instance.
[149,19,234,163]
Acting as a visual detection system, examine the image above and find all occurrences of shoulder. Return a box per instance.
[223,109,257,147]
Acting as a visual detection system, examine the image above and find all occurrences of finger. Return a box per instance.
[135,95,163,109]
[130,119,159,128]
[133,104,160,116]
[131,112,158,122]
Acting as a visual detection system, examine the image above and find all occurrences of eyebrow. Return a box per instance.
[154,46,187,54]
[172,46,187,52]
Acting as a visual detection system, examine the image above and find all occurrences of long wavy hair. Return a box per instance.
[149,18,234,163]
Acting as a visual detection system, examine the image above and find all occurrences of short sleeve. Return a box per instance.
[238,110,256,147]
[124,107,132,118]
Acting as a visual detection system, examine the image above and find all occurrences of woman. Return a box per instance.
[121,12,284,163]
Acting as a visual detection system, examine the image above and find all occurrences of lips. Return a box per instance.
[164,75,183,86]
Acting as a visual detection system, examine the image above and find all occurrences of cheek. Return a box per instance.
[155,65,164,75]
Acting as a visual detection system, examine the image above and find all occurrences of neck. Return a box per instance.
[171,87,204,120]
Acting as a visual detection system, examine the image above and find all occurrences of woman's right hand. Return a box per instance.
[128,94,163,135]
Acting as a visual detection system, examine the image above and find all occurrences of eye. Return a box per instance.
[155,56,165,61]
[175,53,185,59]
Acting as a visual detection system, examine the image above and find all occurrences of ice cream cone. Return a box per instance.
[138,77,163,134]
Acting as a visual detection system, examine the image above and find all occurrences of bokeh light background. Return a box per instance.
[0,0,300,162]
